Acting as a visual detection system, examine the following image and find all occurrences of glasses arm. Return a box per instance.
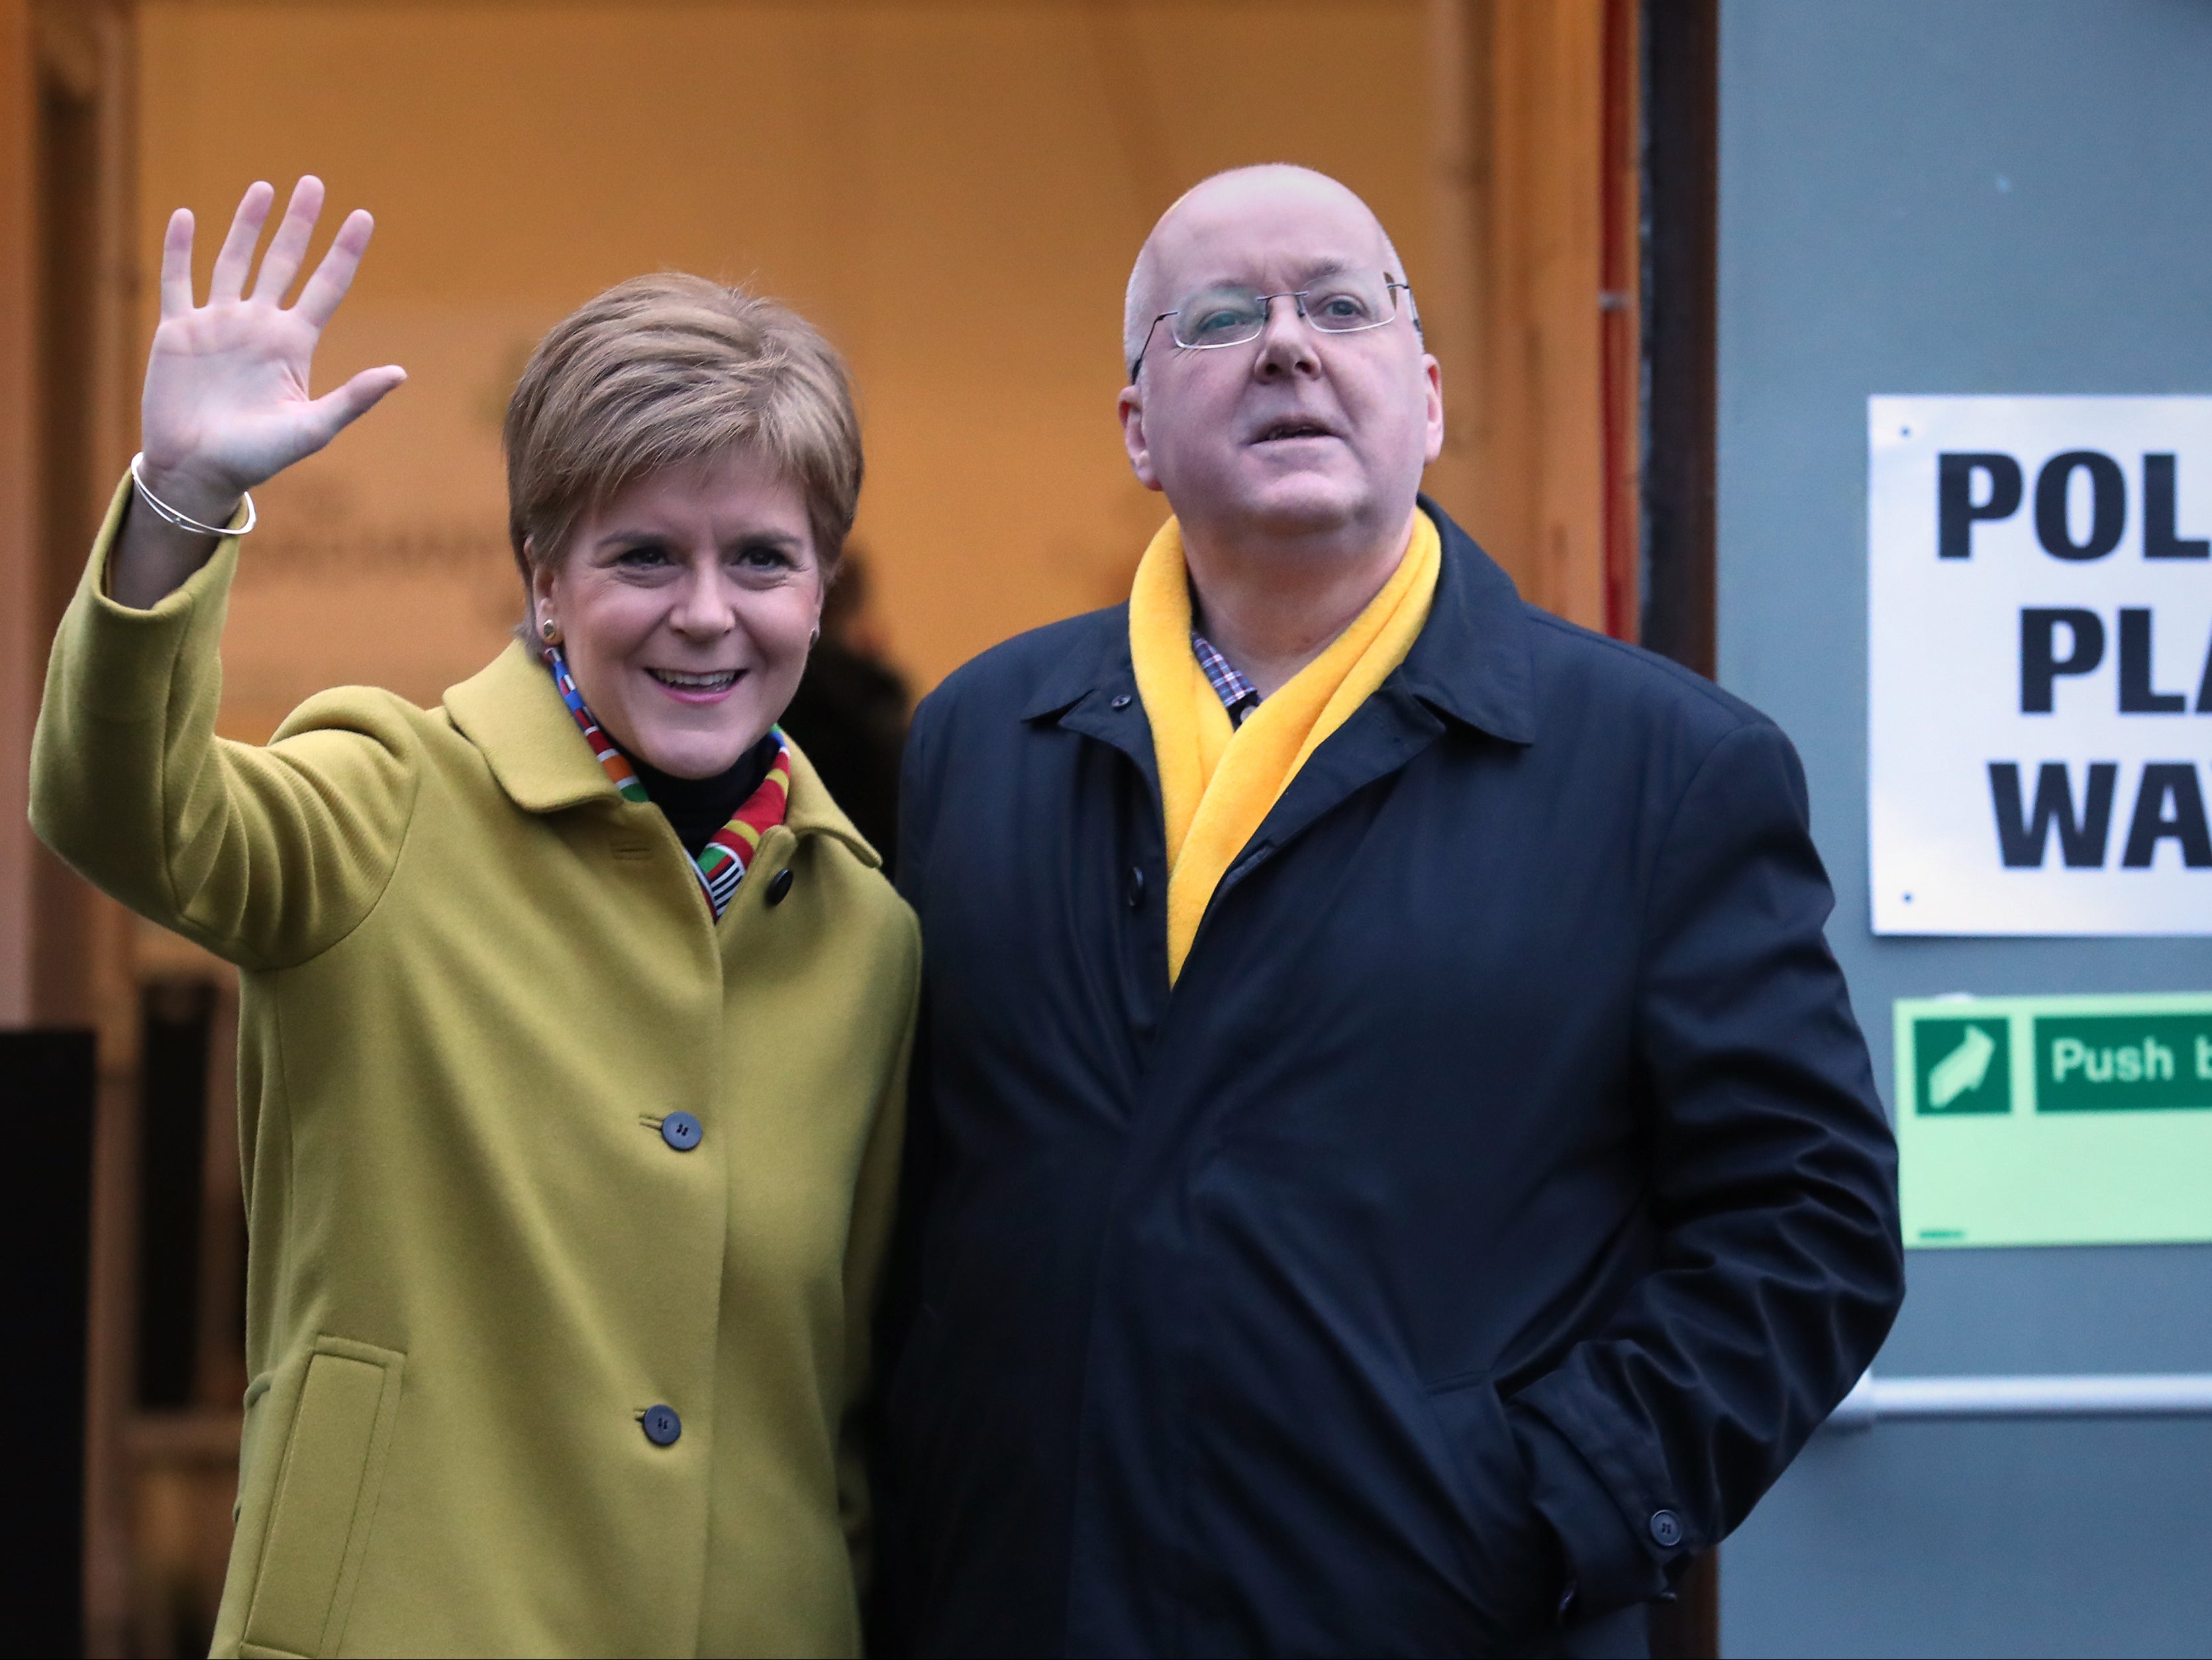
[1129,309,1179,380]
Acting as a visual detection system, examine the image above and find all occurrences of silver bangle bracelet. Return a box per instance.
[130,452,256,539]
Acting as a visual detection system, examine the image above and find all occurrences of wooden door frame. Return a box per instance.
[0,6,35,1033]
[11,3,142,1650]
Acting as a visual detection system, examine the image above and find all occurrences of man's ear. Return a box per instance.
[1421,355,1445,465]
[1119,384,1165,493]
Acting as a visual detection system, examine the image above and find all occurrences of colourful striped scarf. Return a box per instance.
[545,647,791,919]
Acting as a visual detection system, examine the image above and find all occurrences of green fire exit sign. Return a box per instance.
[1895,994,2212,1248]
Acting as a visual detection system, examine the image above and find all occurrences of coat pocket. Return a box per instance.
[240,1338,405,1659]
[1423,1373,1551,1641]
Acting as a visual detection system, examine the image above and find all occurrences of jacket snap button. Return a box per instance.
[642,1404,682,1446]
[1649,1510,1683,1548]
[1125,867,1146,909]
[660,1112,702,1152]
[766,868,794,906]
[1111,694,1132,710]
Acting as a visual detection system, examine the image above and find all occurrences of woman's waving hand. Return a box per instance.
[115,176,404,607]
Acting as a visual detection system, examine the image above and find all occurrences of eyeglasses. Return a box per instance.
[1129,275,1417,379]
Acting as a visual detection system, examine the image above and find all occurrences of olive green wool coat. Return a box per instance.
[30,485,921,1658]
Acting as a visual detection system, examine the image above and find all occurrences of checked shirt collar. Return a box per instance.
[1191,631,1262,727]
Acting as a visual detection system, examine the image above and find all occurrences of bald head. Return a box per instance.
[1113,159,1440,578]
[1123,165,1409,374]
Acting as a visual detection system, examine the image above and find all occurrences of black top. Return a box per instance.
[625,733,779,858]
[778,641,911,872]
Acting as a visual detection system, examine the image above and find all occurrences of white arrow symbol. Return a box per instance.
[1929,1025,1998,1108]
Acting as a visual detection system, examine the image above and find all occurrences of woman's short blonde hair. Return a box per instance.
[503,273,862,579]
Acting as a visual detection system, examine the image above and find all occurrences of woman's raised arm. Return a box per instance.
[111,175,404,607]
[32,176,420,968]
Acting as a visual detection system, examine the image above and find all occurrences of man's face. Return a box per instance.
[1119,176,1443,548]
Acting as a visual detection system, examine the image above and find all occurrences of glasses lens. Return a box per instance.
[1305,279,1395,333]
[1172,287,1268,349]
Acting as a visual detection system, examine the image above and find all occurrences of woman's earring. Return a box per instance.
[540,617,560,643]
[809,623,821,648]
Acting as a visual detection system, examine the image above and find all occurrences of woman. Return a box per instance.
[32,178,917,1658]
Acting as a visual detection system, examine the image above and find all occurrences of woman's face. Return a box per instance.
[533,450,824,780]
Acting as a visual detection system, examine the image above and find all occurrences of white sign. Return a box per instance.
[1870,396,2212,935]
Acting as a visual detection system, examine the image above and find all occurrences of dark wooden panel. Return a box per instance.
[0,1027,97,1657]
[1639,0,1717,679]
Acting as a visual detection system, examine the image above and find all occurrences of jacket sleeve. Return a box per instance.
[29,477,421,971]
[1509,717,1905,1618]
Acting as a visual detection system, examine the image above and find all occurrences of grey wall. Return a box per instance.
[1717,3,2212,1654]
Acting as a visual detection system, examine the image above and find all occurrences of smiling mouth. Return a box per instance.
[647,668,742,692]
[1253,419,1338,443]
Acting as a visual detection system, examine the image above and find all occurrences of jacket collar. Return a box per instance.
[1022,623,1159,802]
[445,640,621,814]
[444,639,881,868]
[1021,497,1538,747]
[1391,496,1536,745]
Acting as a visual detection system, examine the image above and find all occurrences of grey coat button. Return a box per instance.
[642,1404,681,1446]
[766,868,795,906]
[1649,1509,1683,1548]
[661,1112,702,1151]
[1125,867,1146,909]
[1111,694,1133,710]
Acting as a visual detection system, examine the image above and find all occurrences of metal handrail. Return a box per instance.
[1826,1369,2212,1430]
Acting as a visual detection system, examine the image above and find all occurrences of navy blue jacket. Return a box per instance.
[876,503,1903,1657]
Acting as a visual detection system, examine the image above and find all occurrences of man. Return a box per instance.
[876,166,1903,1658]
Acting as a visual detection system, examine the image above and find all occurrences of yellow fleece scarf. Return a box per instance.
[1129,509,1441,982]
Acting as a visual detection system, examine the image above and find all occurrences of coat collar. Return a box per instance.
[1023,627,1159,804]
[1390,496,1536,744]
[444,639,881,868]
[445,640,620,814]
[1020,497,1538,747]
